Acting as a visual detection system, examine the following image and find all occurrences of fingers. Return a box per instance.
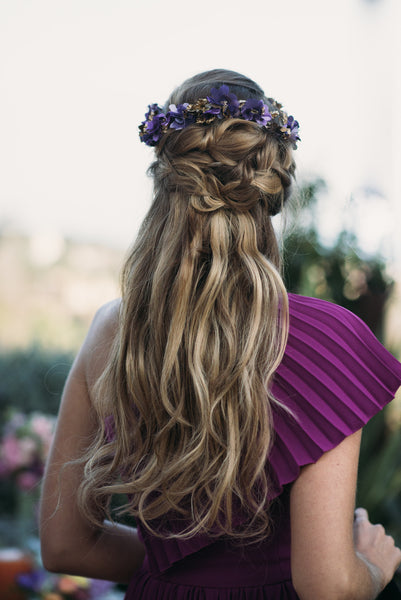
[353,507,401,587]
[354,507,369,522]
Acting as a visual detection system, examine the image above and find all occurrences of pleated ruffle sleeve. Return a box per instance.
[268,293,401,498]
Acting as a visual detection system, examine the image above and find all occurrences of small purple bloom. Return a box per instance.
[143,113,166,145]
[139,104,167,146]
[166,103,196,130]
[203,104,222,118]
[89,578,114,599]
[17,569,47,592]
[144,103,164,120]
[286,115,300,142]
[241,99,272,126]
[206,85,240,117]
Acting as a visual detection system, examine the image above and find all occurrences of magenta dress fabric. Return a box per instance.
[125,294,401,599]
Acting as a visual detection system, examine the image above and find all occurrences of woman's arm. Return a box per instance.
[290,429,401,600]
[39,301,145,582]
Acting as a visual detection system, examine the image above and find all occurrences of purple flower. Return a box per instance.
[241,99,272,126]
[142,114,166,145]
[286,115,300,142]
[206,85,240,117]
[89,579,114,599]
[17,569,47,592]
[138,91,300,149]
[202,104,222,118]
[144,103,163,120]
[166,103,196,130]
[139,104,167,146]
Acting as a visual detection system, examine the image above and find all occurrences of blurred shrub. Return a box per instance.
[358,404,401,542]
[283,180,393,340]
[0,348,71,539]
[0,347,73,421]
[284,179,401,542]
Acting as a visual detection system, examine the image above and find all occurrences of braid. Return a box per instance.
[152,119,294,216]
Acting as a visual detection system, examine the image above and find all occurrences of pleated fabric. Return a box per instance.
[125,294,401,599]
[126,571,299,600]
[269,294,401,496]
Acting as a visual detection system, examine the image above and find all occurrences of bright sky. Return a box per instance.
[0,0,400,263]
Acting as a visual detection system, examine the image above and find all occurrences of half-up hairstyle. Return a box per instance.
[78,69,296,542]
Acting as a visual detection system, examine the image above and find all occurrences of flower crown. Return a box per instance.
[139,85,300,149]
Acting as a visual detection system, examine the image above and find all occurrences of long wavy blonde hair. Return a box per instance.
[78,69,296,542]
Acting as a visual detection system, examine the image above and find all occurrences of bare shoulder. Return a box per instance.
[91,298,121,336]
[78,298,121,393]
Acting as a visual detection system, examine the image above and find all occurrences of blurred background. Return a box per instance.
[0,0,401,598]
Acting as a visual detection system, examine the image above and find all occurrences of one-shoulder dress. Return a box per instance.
[125,294,401,599]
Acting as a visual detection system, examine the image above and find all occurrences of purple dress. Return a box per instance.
[125,294,401,599]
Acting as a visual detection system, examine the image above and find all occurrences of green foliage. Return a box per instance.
[283,180,393,340]
[0,346,73,420]
[285,179,401,542]
[358,413,401,541]
[0,348,72,544]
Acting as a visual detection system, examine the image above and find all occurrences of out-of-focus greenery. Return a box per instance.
[0,346,73,422]
[283,179,392,339]
[358,407,401,541]
[284,179,401,545]
[0,349,72,526]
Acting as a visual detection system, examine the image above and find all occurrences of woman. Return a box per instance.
[40,69,401,599]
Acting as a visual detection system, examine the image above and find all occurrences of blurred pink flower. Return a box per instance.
[0,412,55,484]
[31,414,55,459]
[31,414,55,444]
[19,436,37,465]
[1,434,23,470]
[17,470,40,490]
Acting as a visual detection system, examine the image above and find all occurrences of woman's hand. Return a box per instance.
[291,430,400,600]
[354,508,401,592]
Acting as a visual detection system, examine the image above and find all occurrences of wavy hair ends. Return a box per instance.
[77,69,295,542]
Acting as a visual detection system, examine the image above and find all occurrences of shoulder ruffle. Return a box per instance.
[268,293,401,498]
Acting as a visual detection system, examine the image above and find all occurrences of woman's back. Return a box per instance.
[39,69,401,599]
